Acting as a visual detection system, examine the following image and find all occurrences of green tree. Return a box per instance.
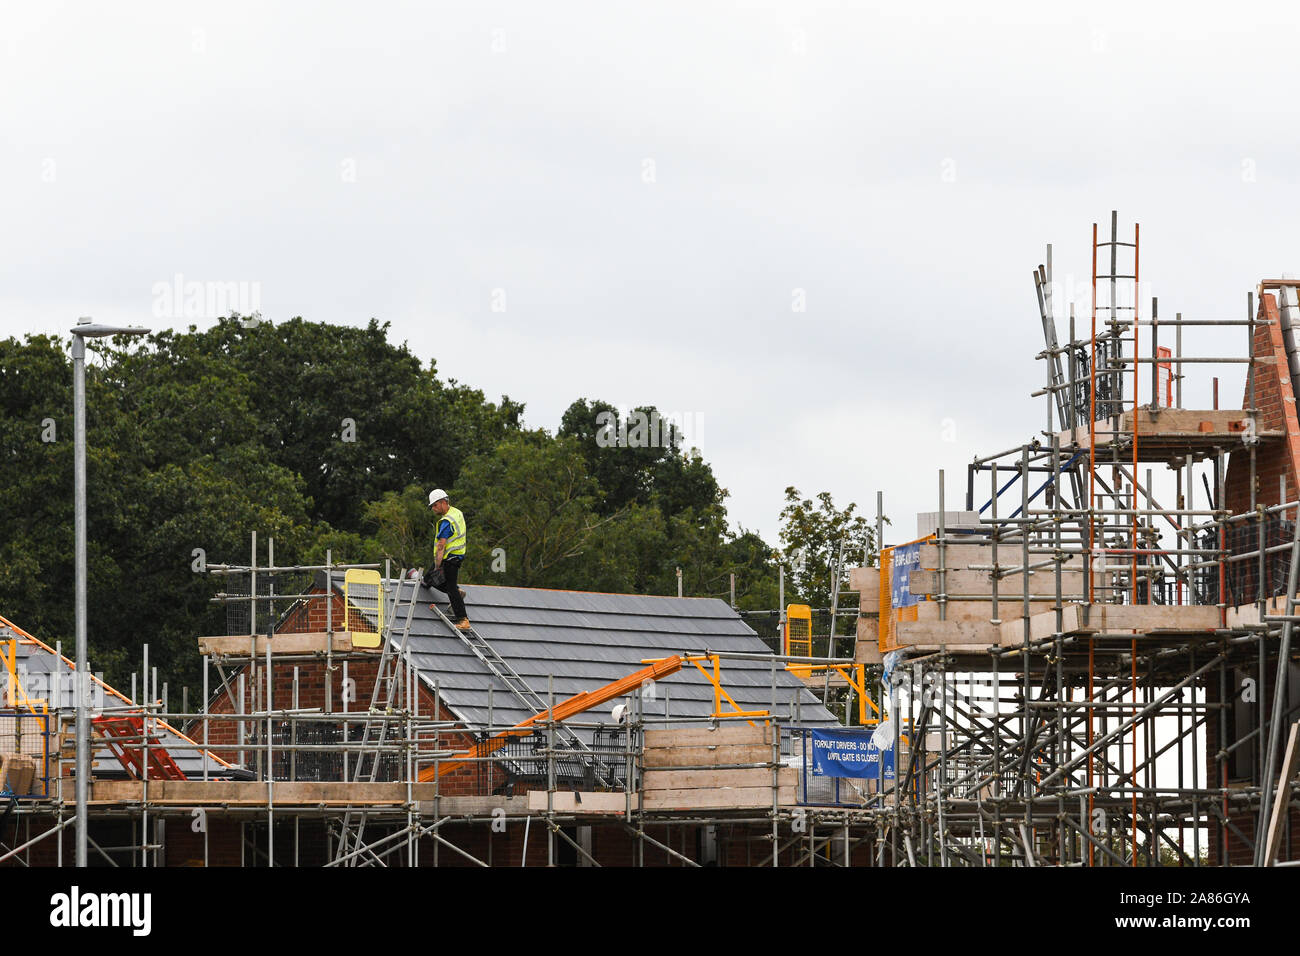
[559,399,660,514]
[451,431,627,588]
[0,318,525,691]
[361,484,434,571]
[0,335,74,643]
[557,399,771,602]
[558,399,723,518]
[104,316,523,532]
[778,487,879,609]
[0,322,787,695]
[0,331,332,689]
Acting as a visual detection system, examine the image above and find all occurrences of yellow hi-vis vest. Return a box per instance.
[442,505,467,558]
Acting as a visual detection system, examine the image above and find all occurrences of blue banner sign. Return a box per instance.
[810,729,894,780]
[891,540,924,609]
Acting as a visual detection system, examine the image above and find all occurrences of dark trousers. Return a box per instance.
[432,556,467,621]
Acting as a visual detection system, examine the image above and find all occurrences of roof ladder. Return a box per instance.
[1034,243,1086,516]
[426,600,617,788]
[92,714,188,781]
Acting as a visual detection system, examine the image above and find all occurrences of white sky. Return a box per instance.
[5,1,1299,546]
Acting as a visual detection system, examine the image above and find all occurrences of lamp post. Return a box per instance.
[71,316,149,867]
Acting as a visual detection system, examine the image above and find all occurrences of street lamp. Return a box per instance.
[70,316,149,867]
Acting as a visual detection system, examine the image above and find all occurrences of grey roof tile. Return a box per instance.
[338,578,840,736]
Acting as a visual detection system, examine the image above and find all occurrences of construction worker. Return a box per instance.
[424,489,471,630]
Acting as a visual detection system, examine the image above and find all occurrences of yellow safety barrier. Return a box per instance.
[878,546,893,651]
[2,638,50,772]
[785,603,812,676]
[344,569,384,649]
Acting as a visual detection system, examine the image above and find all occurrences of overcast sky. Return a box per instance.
[5,1,1299,547]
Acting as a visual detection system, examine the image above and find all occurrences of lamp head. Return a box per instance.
[70,321,151,338]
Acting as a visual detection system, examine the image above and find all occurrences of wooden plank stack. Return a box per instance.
[641,724,794,810]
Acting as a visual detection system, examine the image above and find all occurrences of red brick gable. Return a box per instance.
[1225,292,1300,515]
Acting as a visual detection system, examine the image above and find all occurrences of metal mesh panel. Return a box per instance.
[1069,338,1123,424]
[223,570,321,636]
[247,719,404,782]
[786,607,811,657]
[1195,518,1294,607]
[495,727,636,793]
[344,570,383,643]
[0,711,52,797]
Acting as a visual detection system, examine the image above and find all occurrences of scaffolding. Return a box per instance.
[0,547,883,868]
[3,212,1299,867]
[860,212,1300,866]
[0,677,883,868]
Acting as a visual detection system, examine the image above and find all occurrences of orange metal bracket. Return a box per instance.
[418,656,685,782]
[788,661,880,725]
[686,655,769,726]
[2,639,47,714]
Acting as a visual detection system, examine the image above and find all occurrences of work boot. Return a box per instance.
[454,618,473,631]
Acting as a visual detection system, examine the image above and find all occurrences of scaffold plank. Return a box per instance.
[643,768,786,790]
[526,791,634,813]
[894,620,999,646]
[909,569,1086,596]
[644,725,770,749]
[89,780,442,804]
[642,786,796,810]
[197,632,373,656]
[643,744,771,768]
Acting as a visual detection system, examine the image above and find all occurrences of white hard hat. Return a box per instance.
[428,488,448,507]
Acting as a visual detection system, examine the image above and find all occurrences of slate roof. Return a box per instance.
[0,617,244,782]
[331,576,838,736]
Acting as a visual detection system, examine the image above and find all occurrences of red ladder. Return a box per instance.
[91,715,187,781]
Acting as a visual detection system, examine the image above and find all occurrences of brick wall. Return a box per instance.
[278,589,350,635]
[1225,293,1300,516]
[194,652,494,792]
[195,585,492,792]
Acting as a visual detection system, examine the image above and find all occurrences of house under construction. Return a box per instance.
[2,211,1299,867]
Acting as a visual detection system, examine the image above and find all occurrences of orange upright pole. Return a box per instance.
[1088,220,1098,866]
[1089,221,1098,601]
[1131,221,1140,865]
